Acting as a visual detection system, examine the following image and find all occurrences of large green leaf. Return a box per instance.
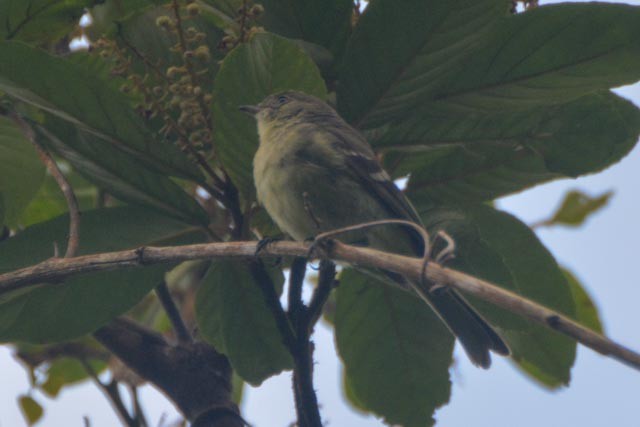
[0,41,202,181]
[212,32,327,200]
[195,259,293,385]
[562,268,603,334]
[38,116,209,226]
[392,92,640,203]
[335,269,453,427]
[0,206,207,343]
[0,116,45,226]
[337,0,507,127]
[259,0,352,56]
[19,169,97,227]
[339,2,640,128]
[434,3,640,112]
[416,202,576,387]
[0,0,93,43]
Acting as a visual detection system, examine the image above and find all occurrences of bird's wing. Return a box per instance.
[323,124,424,226]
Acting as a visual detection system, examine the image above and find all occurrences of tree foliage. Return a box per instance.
[0,0,638,425]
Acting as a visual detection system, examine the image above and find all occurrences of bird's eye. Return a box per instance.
[276,95,288,105]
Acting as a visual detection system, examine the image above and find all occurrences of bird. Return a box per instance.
[240,90,509,368]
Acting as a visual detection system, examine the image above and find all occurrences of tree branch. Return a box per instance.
[1,240,639,370]
[155,281,192,344]
[94,318,243,425]
[291,260,336,427]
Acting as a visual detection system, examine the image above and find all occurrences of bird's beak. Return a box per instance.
[239,105,260,116]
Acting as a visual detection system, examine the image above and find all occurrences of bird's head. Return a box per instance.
[240,91,336,129]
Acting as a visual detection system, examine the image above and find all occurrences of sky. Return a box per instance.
[2,2,640,426]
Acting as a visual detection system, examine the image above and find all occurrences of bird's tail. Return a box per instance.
[410,280,510,368]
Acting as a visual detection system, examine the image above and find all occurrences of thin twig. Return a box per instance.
[81,359,137,427]
[223,174,245,239]
[248,260,296,352]
[155,281,193,344]
[1,240,639,370]
[11,114,81,257]
[128,385,149,427]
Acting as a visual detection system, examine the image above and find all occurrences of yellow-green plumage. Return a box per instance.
[245,91,509,368]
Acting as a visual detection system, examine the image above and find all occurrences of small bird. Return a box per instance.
[241,91,509,368]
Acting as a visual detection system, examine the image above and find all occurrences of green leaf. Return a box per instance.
[195,259,292,385]
[335,269,453,427]
[0,116,45,226]
[342,369,368,415]
[0,206,207,343]
[562,268,603,334]
[339,2,640,128]
[87,0,165,37]
[0,0,93,43]
[0,41,202,181]
[41,357,106,397]
[259,0,352,56]
[18,395,43,426]
[337,0,506,127]
[38,116,209,226]
[542,190,613,228]
[231,371,245,405]
[396,92,640,203]
[434,3,640,112]
[212,32,327,200]
[19,168,97,227]
[415,202,576,387]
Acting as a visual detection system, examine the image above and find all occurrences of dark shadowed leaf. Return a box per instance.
[0,41,201,181]
[393,93,640,203]
[434,4,640,113]
[562,268,603,334]
[38,116,209,226]
[0,0,93,43]
[415,202,576,387]
[195,260,292,385]
[212,32,326,200]
[0,116,45,226]
[259,0,352,56]
[0,206,207,343]
[335,269,453,427]
[339,2,640,129]
[337,0,506,127]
